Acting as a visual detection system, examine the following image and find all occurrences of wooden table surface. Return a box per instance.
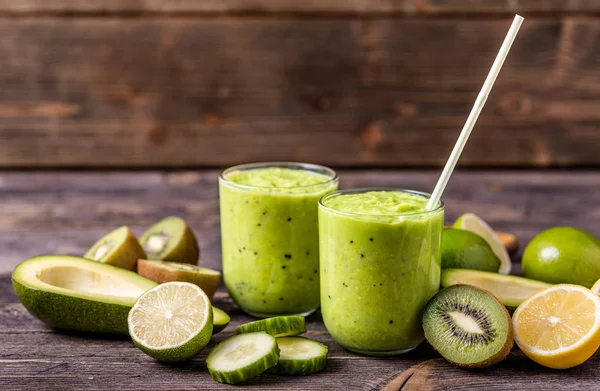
[1,169,599,390]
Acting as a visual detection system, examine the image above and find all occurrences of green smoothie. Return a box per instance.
[219,163,337,317]
[319,189,444,355]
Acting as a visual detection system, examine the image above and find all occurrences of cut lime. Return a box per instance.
[213,307,231,335]
[235,316,306,337]
[269,337,328,375]
[453,213,512,274]
[207,332,280,384]
[441,268,552,309]
[127,282,213,362]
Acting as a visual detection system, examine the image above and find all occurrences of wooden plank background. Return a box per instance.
[0,2,598,168]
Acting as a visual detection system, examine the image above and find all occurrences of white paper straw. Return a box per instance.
[426,15,524,211]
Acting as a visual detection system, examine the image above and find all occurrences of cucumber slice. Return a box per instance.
[212,307,231,335]
[235,316,306,337]
[206,332,280,384]
[270,337,328,375]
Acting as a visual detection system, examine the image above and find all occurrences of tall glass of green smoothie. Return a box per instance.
[219,162,338,317]
[319,188,444,355]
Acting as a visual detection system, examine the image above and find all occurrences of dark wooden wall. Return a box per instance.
[0,1,598,168]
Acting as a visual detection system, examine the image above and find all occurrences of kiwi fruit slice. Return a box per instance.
[140,217,199,265]
[137,259,220,299]
[423,284,513,368]
[84,226,147,271]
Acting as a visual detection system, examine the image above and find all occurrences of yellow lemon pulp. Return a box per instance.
[513,284,600,369]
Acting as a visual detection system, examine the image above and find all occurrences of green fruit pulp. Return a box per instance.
[12,255,157,334]
[140,217,199,264]
[423,284,512,368]
[441,228,501,272]
[522,227,600,288]
[213,307,231,334]
[441,268,552,308]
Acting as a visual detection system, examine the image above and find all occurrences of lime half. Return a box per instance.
[128,281,213,361]
[453,213,511,274]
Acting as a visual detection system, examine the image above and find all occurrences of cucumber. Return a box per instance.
[212,307,230,335]
[270,337,328,375]
[235,316,306,337]
[206,332,280,384]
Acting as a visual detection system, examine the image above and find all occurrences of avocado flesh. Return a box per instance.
[441,268,552,308]
[12,255,157,334]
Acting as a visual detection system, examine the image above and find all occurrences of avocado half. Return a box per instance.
[12,255,157,334]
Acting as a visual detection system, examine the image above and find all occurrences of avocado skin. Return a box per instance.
[12,279,132,334]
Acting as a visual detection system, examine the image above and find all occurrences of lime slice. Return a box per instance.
[235,316,306,337]
[213,307,231,335]
[593,279,600,296]
[207,332,280,384]
[127,282,213,362]
[453,213,512,274]
[269,337,328,375]
[441,268,552,309]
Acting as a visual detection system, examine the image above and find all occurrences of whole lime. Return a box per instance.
[441,228,501,272]
[522,227,600,288]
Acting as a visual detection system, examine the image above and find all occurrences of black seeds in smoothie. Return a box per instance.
[342,282,348,287]
[282,266,287,269]
[361,254,365,258]
[262,211,267,215]
[257,223,261,227]
[254,252,258,255]
[350,240,354,244]
[280,297,284,301]
[314,269,318,274]
[370,238,374,242]
[328,295,331,299]
[263,300,267,304]
[309,277,313,281]
[287,217,292,222]
[243,247,246,250]
[271,280,275,283]
[379,283,383,286]
[306,251,310,256]
[389,320,393,324]
[284,254,292,259]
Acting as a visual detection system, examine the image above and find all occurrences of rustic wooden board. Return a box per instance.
[0,0,598,14]
[0,170,599,274]
[0,18,598,168]
[0,170,599,389]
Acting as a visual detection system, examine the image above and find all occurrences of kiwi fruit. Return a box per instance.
[84,226,147,271]
[423,284,513,368]
[139,217,200,265]
[137,259,220,299]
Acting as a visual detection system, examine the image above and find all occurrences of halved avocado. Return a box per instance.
[441,268,552,309]
[12,255,157,334]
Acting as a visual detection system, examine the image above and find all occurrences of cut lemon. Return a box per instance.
[453,213,512,274]
[513,284,600,369]
[592,279,600,296]
[128,281,213,362]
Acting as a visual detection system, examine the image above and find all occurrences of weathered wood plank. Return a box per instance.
[2,276,600,390]
[0,170,598,275]
[0,18,598,167]
[0,0,598,14]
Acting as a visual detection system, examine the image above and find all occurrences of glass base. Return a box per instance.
[342,343,420,357]
[242,308,317,318]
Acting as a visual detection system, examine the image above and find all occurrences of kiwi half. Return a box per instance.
[137,259,220,299]
[423,284,513,368]
[84,226,147,271]
[140,217,200,265]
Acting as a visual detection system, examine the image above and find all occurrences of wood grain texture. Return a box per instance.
[0,170,599,389]
[0,0,598,14]
[0,18,598,168]
[3,277,600,390]
[0,170,598,275]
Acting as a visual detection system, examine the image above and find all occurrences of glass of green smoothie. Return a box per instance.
[219,162,338,317]
[318,188,444,356]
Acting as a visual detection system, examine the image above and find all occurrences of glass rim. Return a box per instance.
[318,187,445,218]
[219,162,338,191]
